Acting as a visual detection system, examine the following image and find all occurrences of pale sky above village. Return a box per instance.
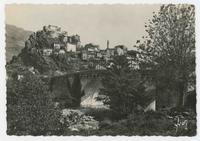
[6,4,160,49]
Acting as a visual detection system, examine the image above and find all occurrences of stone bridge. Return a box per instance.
[53,69,107,79]
[43,68,153,108]
[46,69,106,108]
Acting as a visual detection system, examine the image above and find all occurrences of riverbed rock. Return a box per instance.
[60,109,99,131]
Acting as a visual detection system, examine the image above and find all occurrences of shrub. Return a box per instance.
[167,107,197,136]
[84,108,120,121]
[126,111,174,136]
[7,72,62,135]
[60,109,99,132]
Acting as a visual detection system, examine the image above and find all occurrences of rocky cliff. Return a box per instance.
[7,25,79,75]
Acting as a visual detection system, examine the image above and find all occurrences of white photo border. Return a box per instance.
[0,0,199,141]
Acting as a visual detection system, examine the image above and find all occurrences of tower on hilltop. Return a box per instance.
[107,40,109,49]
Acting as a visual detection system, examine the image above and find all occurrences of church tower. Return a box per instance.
[107,40,109,49]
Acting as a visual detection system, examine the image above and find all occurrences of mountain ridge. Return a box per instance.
[6,24,33,62]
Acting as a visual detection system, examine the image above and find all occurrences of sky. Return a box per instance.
[5,4,160,49]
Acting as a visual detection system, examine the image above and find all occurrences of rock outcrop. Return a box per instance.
[60,109,99,131]
[8,25,81,75]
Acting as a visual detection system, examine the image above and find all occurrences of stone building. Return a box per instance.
[43,49,53,56]
[81,50,88,60]
[85,43,99,52]
[61,31,68,42]
[53,43,61,50]
[114,45,128,56]
[96,51,103,59]
[81,43,100,60]
[105,48,115,60]
[43,25,61,38]
[59,49,65,54]
[67,44,77,52]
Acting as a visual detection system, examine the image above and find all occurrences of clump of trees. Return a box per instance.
[99,55,147,117]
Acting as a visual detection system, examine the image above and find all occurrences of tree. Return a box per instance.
[137,4,195,107]
[99,55,145,117]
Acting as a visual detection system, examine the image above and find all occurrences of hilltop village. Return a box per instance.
[24,25,141,71]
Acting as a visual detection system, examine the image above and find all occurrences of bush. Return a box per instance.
[7,72,62,135]
[84,108,120,121]
[167,107,197,136]
[126,111,174,135]
[60,109,99,132]
[125,110,196,136]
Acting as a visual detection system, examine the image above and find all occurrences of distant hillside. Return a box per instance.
[6,24,32,62]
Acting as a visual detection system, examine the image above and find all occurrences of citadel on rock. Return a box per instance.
[25,25,141,70]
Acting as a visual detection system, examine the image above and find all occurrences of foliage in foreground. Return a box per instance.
[6,70,196,136]
[63,109,196,136]
[60,109,99,132]
[136,4,195,107]
[7,72,62,135]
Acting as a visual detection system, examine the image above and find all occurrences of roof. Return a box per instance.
[106,48,115,51]
[114,45,127,50]
[85,43,99,48]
